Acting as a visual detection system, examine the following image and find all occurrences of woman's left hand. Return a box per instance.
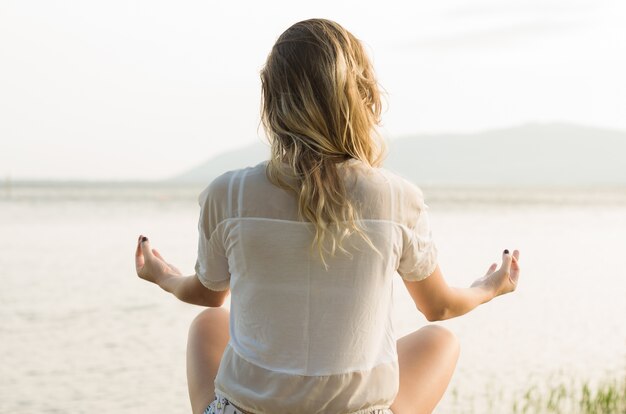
[135,235,183,285]
[471,249,520,298]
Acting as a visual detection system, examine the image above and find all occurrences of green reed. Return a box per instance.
[511,376,626,414]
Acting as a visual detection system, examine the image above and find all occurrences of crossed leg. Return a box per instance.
[390,325,460,414]
[186,308,459,414]
[187,307,230,414]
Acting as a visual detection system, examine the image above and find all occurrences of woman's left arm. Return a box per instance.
[135,235,229,307]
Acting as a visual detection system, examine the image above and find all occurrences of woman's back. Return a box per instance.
[195,159,437,413]
[134,18,519,414]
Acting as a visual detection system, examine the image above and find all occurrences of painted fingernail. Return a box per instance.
[141,237,148,243]
[503,249,509,254]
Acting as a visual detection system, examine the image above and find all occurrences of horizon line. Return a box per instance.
[5,121,625,183]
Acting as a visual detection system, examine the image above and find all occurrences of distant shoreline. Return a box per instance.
[3,182,626,207]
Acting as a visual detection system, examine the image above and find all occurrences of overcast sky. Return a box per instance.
[1,0,625,181]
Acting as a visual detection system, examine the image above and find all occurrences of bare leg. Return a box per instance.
[186,307,230,414]
[390,325,460,414]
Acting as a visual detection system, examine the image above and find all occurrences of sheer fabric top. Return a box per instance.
[195,159,437,414]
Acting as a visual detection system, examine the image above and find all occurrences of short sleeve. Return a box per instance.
[194,182,231,291]
[397,199,438,282]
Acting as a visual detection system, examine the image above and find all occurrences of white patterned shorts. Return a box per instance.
[204,395,244,414]
[203,394,394,414]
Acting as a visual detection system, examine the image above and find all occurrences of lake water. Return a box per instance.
[1,184,625,413]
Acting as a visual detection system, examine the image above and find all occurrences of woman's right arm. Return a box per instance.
[135,235,230,307]
[403,250,520,321]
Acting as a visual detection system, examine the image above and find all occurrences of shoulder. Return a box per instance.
[198,162,267,207]
[197,170,234,207]
[196,163,266,230]
[377,167,429,228]
[377,168,426,205]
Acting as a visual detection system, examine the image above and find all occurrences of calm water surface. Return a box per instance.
[1,184,625,413]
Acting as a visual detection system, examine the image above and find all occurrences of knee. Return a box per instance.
[192,307,229,324]
[189,307,229,339]
[421,325,460,357]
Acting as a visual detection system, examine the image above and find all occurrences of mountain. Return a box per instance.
[172,141,270,183]
[170,123,626,187]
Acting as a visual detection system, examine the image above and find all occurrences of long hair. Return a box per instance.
[261,18,386,267]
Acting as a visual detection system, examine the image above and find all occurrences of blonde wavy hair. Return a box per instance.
[261,18,386,267]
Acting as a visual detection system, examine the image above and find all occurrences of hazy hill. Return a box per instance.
[171,123,626,187]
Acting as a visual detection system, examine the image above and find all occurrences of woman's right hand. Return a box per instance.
[135,235,183,286]
[471,249,520,298]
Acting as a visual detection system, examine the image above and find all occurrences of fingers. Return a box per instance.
[510,250,520,286]
[139,236,154,260]
[485,263,497,276]
[135,235,155,276]
[500,249,513,273]
[152,248,165,261]
[152,248,183,275]
[501,249,521,289]
[511,249,520,269]
[135,236,142,258]
[135,235,145,271]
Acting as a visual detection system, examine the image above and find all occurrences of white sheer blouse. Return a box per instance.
[195,159,437,414]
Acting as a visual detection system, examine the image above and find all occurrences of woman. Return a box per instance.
[135,19,520,414]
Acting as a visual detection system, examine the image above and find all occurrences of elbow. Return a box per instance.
[425,313,440,322]
[424,312,442,322]
[203,289,230,308]
[205,297,226,308]
[422,306,449,322]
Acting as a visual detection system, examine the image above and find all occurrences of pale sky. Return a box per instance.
[1,0,625,181]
